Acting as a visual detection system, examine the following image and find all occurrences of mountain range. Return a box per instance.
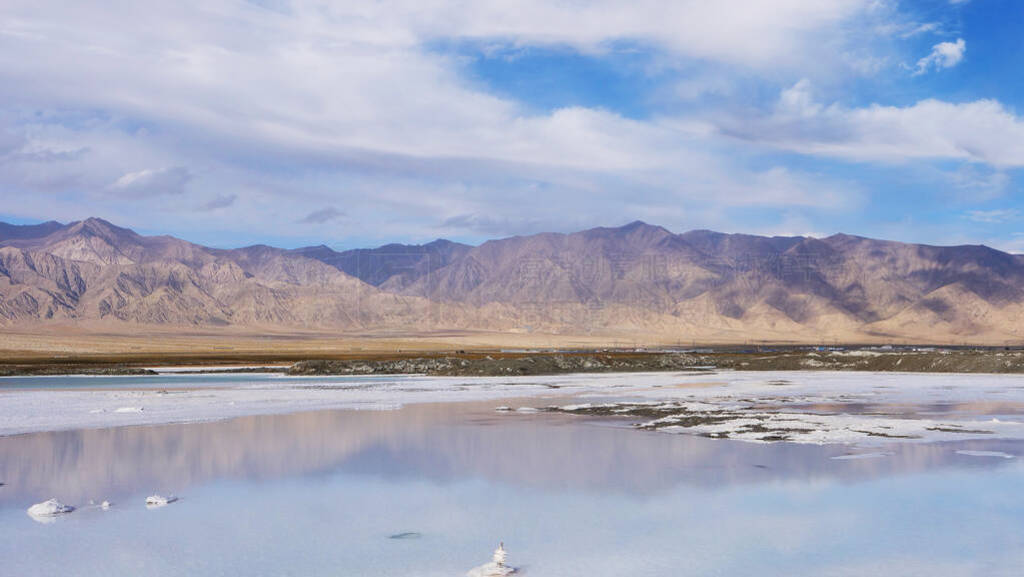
[2,217,1022,344]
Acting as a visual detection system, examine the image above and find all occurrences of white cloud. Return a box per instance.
[900,22,940,38]
[308,0,872,70]
[0,0,872,241]
[109,167,192,197]
[914,38,965,75]
[965,209,1020,224]
[0,0,891,177]
[721,81,1024,167]
[0,0,999,248]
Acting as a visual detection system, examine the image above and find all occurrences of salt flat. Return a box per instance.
[3,371,1024,447]
[0,372,682,436]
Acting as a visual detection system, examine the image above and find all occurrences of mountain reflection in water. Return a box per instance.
[1,400,1019,505]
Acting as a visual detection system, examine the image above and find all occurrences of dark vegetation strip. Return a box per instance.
[4,349,1024,376]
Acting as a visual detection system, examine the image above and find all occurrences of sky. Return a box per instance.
[1,0,1023,251]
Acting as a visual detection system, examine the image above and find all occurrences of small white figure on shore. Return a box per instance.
[145,495,178,508]
[27,498,74,522]
[466,542,516,577]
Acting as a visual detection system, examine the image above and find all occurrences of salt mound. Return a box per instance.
[145,495,178,508]
[467,543,517,577]
[956,450,1015,459]
[27,498,75,517]
[831,452,892,460]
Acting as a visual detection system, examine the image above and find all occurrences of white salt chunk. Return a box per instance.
[145,494,178,507]
[27,498,75,517]
[955,450,1015,459]
[831,452,892,460]
[467,543,516,576]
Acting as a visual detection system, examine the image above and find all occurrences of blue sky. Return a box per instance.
[0,0,1022,251]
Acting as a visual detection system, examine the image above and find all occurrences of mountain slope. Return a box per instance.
[390,222,1024,341]
[1,218,1021,344]
[292,239,471,289]
[0,219,484,330]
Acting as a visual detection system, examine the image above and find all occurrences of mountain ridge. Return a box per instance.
[1,217,1022,345]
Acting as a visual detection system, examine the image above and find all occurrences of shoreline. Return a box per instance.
[4,348,1024,376]
[3,370,1024,448]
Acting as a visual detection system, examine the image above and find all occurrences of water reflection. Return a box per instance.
[1,401,1019,506]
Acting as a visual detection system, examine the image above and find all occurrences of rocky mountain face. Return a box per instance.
[293,238,471,289]
[0,218,480,330]
[1,218,1022,344]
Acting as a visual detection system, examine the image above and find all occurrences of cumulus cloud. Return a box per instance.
[109,166,192,197]
[0,0,1005,248]
[305,1,872,70]
[914,38,965,75]
[721,81,1024,167]
[0,0,894,177]
[298,207,345,224]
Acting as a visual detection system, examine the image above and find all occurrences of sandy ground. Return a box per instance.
[0,326,641,363]
[4,320,1008,364]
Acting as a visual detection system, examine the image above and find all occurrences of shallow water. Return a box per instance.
[0,372,403,391]
[2,394,1024,576]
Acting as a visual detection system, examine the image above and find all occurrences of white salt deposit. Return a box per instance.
[0,372,687,436]
[466,543,516,577]
[27,499,75,518]
[637,408,1021,446]
[529,371,1024,446]
[3,371,1024,450]
[831,452,893,460]
[147,365,287,374]
[955,450,1015,459]
[145,495,178,508]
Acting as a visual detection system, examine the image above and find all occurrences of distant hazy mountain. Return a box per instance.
[292,239,471,288]
[2,217,1022,344]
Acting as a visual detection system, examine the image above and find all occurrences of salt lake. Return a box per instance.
[2,371,1023,576]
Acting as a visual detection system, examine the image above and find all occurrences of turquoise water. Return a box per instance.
[1,398,1022,576]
